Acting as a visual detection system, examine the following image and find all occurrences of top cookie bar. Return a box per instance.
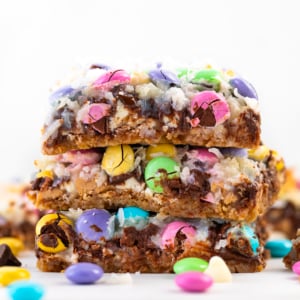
[42,64,260,155]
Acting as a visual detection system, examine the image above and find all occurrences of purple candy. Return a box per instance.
[76,209,111,241]
[49,85,75,104]
[149,68,180,86]
[89,63,111,70]
[229,77,258,99]
[175,271,213,292]
[220,147,247,157]
[65,262,104,284]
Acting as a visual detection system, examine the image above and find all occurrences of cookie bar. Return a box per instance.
[263,168,300,239]
[28,144,285,222]
[42,64,260,155]
[35,209,267,273]
[0,183,42,248]
[283,229,300,269]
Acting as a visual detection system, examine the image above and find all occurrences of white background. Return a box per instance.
[0,0,300,181]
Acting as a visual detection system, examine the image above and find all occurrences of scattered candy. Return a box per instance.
[117,207,149,227]
[175,271,213,292]
[0,238,24,256]
[81,103,111,124]
[248,145,270,161]
[101,145,135,176]
[144,156,180,193]
[60,149,101,166]
[190,91,230,127]
[146,144,176,161]
[265,239,292,257]
[191,69,221,91]
[8,281,45,300]
[173,257,208,274]
[0,244,21,267]
[65,262,103,284]
[188,148,218,167]
[36,170,54,179]
[0,266,30,286]
[220,148,247,158]
[204,256,232,283]
[130,71,150,85]
[49,86,74,104]
[292,261,300,275]
[76,209,112,242]
[93,69,130,88]
[241,225,259,254]
[148,68,180,86]
[229,77,258,99]
[161,221,196,248]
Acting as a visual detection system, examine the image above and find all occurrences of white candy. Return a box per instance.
[204,256,232,283]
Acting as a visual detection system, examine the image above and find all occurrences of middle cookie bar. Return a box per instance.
[29,144,285,222]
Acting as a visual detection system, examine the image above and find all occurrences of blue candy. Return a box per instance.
[148,68,180,86]
[265,239,292,257]
[229,77,258,99]
[241,225,259,254]
[65,262,104,284]
[8,281,45,300]
[49,85,75,104]
[116,207,149,227]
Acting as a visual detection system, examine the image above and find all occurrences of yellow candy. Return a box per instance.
[36,213,73,235]
[36,169,54,179]
[101,145,135,176]
[271,150,285,171]
[0,266,30,286]
[0,238,24,256]
[226,69,235,77]
[37,234,67,253]
[248,145,270,161]
[130,71,150,85]
[146,144,177,161]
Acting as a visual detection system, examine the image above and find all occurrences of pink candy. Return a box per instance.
[292,261,300,275]
[190,91,230,127]
[188,148,218,167]
[82,103,111,124]
[60,149,101,166]
[161,221,196,248]
[175,271,213,292]
[93,69,130,89]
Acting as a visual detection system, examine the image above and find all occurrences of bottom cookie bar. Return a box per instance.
[35,208,267,273]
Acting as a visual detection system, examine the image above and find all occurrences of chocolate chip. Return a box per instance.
[0,244,21,266]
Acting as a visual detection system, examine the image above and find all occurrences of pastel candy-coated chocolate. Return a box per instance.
[61,149,101,166]
[101,145,135,176]
[144,156,180,193]
[36,234,67,254]
[0,238,24,256]
[93,69,130,87]
[8,281,45,300]
[65,262,104,284]
[265,239,292,257]
[117,207,149,227]
[190,91,230,127]
[49,85,74,104]
[161,221,196,248]
[241,225,259,254]
[204,256,232,283]
[0,267,30,286]
[221,147,247,158]
[146,144,176,161]
[148,68,180,86]
[188,148,218,167]
[173,257,208,274]
[76,209,111,242]
[192,69,221,91]
[292,261,300,275]
[175,271,213,292]
[229,77,258,99]
[81,103,111,124]
[248,145,270,161]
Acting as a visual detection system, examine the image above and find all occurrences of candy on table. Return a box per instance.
[7,281,45,300]
[76,209,111,242]
[0,244,21,267]
[65,262,104,284]
[0,238,24,256]
[101,145,135,176]
[175,271,213,292]
[173,257,208,274]
[144,156,180,193]
[292,261,300,275]
[204,256,232,283]
[265,239,292,257]
[0,266,30,286]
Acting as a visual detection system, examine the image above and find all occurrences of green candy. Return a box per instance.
[192,69,221,91]
[144,156,180,193]
[173,257,209,274]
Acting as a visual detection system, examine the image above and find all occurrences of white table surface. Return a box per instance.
[0,251,298,300]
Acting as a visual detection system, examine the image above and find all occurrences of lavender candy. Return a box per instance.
[220,148,248,158]
[75,209,112,242]
[229,77,258,99]
[49,85,75,105]
[148,68,180,87]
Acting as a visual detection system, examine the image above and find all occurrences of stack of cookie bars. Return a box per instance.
[28,63,285,273]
